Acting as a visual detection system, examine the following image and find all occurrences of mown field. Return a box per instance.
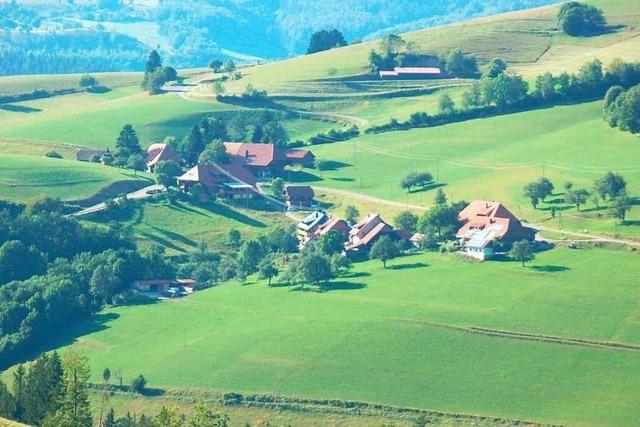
[51,247,640,426]
[0,155,151,203]
[307,101,640,239]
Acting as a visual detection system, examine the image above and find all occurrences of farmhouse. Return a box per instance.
[297,210,330,245]
[223,143,315,177]
[133,279,197,296]
[379,67,442,80]
[456,200,537,260]
[146,143,182,173]
[345,213,395,255]
[177,161,257,200]
[284,185,315,209]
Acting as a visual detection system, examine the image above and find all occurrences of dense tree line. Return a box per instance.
[0,32,146,76]
[0,198,180,369]
[366,58,640,135]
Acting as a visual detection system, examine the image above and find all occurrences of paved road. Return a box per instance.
[71,184,166,217]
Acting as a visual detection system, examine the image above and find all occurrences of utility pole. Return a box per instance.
[436,156,440,183]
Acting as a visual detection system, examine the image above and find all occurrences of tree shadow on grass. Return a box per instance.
[287,170,322,183]
[389,262,429,270]
[150,225,197,247]
[1,312,120,371]
[330,177,356,182]
[621,220,640,227]
[320,281,367,292]
[321,160,352,171]
[342,271,371,279]
[199,203,267,227]
[530,265,570,273]
[137,230,188,253]
[0,104,42,113]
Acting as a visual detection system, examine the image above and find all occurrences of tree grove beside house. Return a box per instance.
[307,29,347,54]
[258,258,278,286]
[300,252,334,286]
[510,239,535,267]
[345,205,360,225]
[142,50,178,95]
[442,48,479,78]
[395,211,418,234]
[417,199,466,241]
[558,2,606,36]
[115,124,143,161]
[154,160,183,187]
[523,178,554,208]
[369,235,400,268]
[481,72,529,111]
[318,230,347,255]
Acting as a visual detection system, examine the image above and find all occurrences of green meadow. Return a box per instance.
[58,247,640,426]
[307,101,640,238]
[0,155,150,203]
[90,200,289,255]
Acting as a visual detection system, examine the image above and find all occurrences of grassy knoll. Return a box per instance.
[97,199,290,255]
[0,155,151,203]
[306,101,640,239]
[221,0,640,93]
[0,90,236,149]
[50,247,640,425]
[0,72,143,96]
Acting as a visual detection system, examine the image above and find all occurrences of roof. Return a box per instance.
[297,211,329,232]
[285,148,315,160]
[379,67,442,78]
[456,200,534,243]
[177,161,257,189]
[224,142,285,167]
[316,216,350,236]
[284,185,314,200]
[346,213,393,250]
[465,225,505,249]
[146,143,181,167]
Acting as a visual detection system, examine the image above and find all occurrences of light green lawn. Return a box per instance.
[54,247,640,426]
[306,101,640,239]
[0,155,150,202]
[0,72,143,96]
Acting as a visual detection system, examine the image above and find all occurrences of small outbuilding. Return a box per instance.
[284,185,315,209]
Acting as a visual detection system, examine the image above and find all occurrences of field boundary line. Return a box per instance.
[396,319,640,351]
[87,384,556,426]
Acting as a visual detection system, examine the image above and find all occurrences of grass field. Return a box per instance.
[93,199,290,255]
[50,247,640,426]
[0,155,151,203]
[306,101,640,239]
[0,72,143,96]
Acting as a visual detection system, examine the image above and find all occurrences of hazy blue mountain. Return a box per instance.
[0,0,559,76]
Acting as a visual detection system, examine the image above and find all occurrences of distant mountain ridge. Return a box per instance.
[1,0,559,75]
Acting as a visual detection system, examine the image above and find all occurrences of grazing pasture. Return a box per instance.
[57,247,640,426]
[307,101,640,239]
[0,155,151,203]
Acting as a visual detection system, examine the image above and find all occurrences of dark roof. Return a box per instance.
[284,185,314,200]
[285,149,315,160]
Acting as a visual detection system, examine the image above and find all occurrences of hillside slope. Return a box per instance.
[225,0,640,90]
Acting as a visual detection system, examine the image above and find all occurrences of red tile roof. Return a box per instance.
[177,160,257,190]
[316,216,350,236]
[456,200,533,242]
[346,213,393,251]
[224,142,285,167]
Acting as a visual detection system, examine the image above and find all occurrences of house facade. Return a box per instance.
[177,161,257,200]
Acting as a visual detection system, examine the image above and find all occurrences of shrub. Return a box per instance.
[45,150,63,159]
[131,374,147,393]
